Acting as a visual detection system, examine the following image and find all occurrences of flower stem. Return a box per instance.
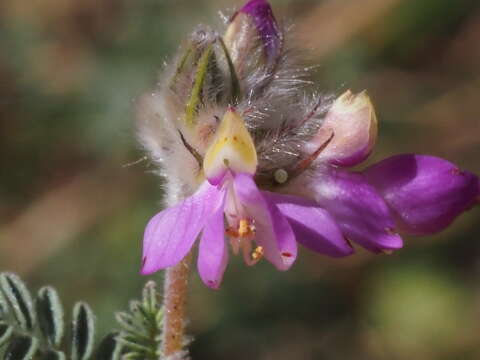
[161,252,192,357]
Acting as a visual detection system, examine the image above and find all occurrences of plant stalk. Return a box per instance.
[161,252,192,357]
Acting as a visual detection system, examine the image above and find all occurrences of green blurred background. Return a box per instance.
[1,0,479,358]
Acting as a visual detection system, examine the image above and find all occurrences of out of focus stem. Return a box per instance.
[161,252,192,357]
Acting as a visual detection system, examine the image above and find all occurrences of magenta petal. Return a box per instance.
[239,0,280,62]
[310,169,403,252]
[364,154,479,235]
[263,192,354,257]
[141,182,224,275]
[198,191,228,289]
[233,173,297,270]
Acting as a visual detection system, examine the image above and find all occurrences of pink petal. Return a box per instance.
[364,154,479,235]
[309,168,403,253]
[263,192,354,257]
[307,90,377,167]
[233,173,297,270]
[141,182,224,275]
[197,191,229,289]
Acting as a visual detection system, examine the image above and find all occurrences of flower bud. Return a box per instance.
[306,90,378,167]
[223,0,281,77]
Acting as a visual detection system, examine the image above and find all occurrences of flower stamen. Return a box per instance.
[251,246,264,262]
[226,218,261,265]
[239,218,255,237]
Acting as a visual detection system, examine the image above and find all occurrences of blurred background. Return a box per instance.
[1,0,479,358]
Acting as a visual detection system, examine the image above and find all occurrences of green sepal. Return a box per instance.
[184,42,214,127]
[218,36,241,104]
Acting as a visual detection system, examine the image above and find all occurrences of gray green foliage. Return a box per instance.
[36,287,65,348]
[0,273,36,331]
[115,281,164,360]
[71,303,96,360]
[0,272,167,360]
[4,335,39,360]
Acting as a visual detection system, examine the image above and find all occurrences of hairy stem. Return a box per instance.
[161,252,192,357]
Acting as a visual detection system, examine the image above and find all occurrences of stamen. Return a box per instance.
[227,218,260,266]
[226,227,239,237]
[229,236,241,255]
[241,239,254,265]
[251,246,264,261]
[238,219,248,236]
[237,218,256,238]
[242,243,264,266]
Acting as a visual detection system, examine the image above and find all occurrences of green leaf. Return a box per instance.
[0,290,8,319]
[121,352,144,360]
[95,333,122,360]
[0,273,36,331]
[115,282,164,360]
[0,322,13,347]
[3,335,38,360]
[71,302,95,360]
[141,281,158,314]
[36,286,65,348]
[114,312,147,338]
[39,350,66,360]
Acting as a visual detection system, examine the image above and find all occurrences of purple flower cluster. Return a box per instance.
[138,0,479,289]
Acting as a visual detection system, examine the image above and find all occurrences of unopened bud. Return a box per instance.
[223,0,281,78]
[306,90,378,167]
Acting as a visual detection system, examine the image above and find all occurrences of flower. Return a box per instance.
[141,109,353,289]
[280,90,479,253]
[224,0,281,67]
[137,0,479,288]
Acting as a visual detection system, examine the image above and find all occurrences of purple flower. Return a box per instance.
[138,0,479,289]
[141,109,353,289]
[282,91,479,253]
[364,154,479,236]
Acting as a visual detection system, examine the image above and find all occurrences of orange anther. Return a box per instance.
[251,246,264,261]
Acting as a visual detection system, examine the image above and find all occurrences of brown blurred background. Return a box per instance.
[1,0,479,359]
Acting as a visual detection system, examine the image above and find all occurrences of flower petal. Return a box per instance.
[141,182,224,275]
[307,168,403,252]
[263,192,354,257]
[233,173,297,270]
[307,90,377,167]
[364,154,479,235]
[203,109,257,184]
[197,191,228,289]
